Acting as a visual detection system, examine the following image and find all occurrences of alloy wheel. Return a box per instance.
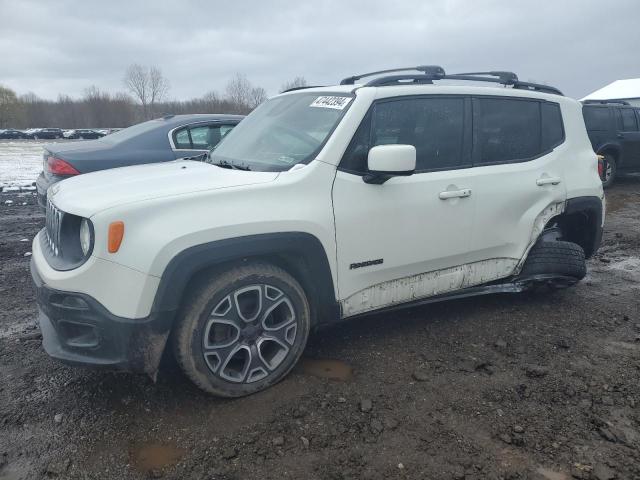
[603,160,613,182]
[202,284,298,383]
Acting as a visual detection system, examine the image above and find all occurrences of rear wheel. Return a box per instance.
[173,262,311,397]
[600,153,617,188]
[521,240,586,285]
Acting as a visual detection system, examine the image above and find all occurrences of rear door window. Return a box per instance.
[173,124,235,150]
[474,98,541,164]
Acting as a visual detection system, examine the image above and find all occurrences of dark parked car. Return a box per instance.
[63,129,105,140]
[36,114,243,207]
[27,128,65,140]
[0,129,28,139]
[582,100,640,187]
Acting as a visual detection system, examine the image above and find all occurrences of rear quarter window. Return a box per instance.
[541,102,565,150]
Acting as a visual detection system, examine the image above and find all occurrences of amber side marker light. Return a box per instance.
[108,221,125,253]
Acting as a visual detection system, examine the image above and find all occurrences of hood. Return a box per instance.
[49,160,279,217]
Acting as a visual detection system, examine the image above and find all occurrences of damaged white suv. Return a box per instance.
[31,66,604,397]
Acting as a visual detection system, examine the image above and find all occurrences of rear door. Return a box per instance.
[615,107,640,170]
[469,97,567,269]
[333,95,477,317]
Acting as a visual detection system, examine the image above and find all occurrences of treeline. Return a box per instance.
[0,70,308,129]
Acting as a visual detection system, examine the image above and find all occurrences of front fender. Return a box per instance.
[150,232,339,324]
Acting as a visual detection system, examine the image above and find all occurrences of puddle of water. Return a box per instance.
[536,467,569,480]
[299,358,353,381]
[129,443,184,473]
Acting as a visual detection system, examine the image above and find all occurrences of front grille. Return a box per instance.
[45,198,64,256]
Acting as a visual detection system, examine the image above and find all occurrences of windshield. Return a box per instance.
[209,92,353,171]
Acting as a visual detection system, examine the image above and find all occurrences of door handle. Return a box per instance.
[617,133,624,139]
[439,189,472,200]
[536,177,562,186]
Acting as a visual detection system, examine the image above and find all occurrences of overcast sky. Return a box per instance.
[1,0,639,101]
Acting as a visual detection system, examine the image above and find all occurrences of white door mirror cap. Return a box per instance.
[367,144,416,174]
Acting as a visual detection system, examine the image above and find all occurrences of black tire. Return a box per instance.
[521,240,586,280]
[173,262,311,397]
[601,153,617,188]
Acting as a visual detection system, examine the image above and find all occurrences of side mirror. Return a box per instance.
[364,144,416,184]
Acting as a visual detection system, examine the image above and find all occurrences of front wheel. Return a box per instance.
[173,262,311,397]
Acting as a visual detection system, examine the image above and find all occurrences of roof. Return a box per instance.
[581,79,640,101]
[281,83,570,103]
[155,114,244,128]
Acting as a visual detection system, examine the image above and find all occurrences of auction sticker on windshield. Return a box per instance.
[310,96,352,110]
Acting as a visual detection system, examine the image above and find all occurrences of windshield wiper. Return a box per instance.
[212,158,251,171]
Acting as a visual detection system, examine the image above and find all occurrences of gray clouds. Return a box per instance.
[0,0,639,100]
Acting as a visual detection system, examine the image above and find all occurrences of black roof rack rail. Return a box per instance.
[582,99,630,106]
[340,66,563,96]
[340,65,445,85]
[281,85,325,93]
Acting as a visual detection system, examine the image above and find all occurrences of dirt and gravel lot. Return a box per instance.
[1,178,640,480]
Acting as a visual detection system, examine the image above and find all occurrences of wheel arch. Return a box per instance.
[597,143,621,162]
[546,196,603,258]
[151,232,340,327]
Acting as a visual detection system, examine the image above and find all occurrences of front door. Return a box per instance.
[332,95,476,317]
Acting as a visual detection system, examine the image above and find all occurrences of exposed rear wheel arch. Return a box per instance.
[543,197,603,259]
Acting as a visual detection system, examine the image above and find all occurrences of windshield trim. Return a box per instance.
[209,91,356,172]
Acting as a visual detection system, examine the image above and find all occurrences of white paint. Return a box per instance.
[31,82,603,320]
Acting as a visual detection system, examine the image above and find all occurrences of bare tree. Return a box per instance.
[124,64,149,117]
[225,74,252,111]
[280,76,308,93]
[124,64,170,119]
[224,74,269,112]
[249,87,268,108]
[149,66,170,116]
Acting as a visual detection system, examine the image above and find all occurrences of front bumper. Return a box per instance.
[31,258,174,375]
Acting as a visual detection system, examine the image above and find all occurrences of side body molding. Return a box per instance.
[150,232,340,325]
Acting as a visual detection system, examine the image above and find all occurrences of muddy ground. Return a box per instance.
[1,178,640,480]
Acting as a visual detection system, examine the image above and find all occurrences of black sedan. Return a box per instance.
[36,114,243,207]
[63,129,105,140]
[28,128,65,139]
[0,129,29,139]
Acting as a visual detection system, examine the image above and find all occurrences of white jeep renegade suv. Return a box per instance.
[31,66,604,397]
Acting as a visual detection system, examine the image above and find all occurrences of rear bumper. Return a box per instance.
[31,258,174,375]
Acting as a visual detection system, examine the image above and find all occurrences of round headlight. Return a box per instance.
[79,218,91,256]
